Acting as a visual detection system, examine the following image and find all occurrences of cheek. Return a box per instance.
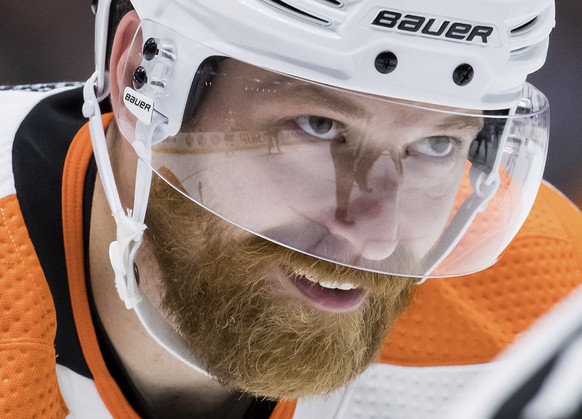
[163,143,340,231]
[397,157,468,252]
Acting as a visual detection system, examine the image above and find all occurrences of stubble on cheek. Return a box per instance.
[144,175,417,399]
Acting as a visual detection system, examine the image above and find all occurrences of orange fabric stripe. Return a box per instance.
[62,115,139,418]
[270,400,298,419]
[0,194,68,417]
[381,182,582,366]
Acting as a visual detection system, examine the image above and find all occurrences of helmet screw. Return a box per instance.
[453,64,474,86]
[132,66,148,89]
[143,38,159,61]
[374,51,398,74]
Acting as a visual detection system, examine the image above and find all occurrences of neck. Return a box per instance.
[88,157,252,419]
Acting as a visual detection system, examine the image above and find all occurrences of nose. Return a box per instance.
[327,152,401,261]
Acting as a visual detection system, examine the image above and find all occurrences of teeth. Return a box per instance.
[319,281,357,290]
[296,270,357,291]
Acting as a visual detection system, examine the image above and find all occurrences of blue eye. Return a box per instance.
[296,115,343,140]
[407,136,456,157]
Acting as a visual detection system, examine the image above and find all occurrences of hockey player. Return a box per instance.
[1,0,581,417]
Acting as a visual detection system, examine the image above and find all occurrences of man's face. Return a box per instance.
[151,59,483,276]
[141,59,482,399]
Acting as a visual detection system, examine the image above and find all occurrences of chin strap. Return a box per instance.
[83,72,210,377]
[83,72,154,309]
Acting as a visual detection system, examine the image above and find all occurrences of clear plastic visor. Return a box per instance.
[121,58,549,278]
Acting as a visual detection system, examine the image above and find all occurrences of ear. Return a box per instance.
[109,10,142,115]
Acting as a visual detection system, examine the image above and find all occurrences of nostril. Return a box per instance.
[335,208,354,225]
[325,198,399,261]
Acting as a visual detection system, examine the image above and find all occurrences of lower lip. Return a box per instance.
[288,274,365,313]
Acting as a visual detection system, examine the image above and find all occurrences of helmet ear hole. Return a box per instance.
[182,57,223,126]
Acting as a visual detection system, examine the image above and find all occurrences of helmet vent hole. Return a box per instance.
[259,0,332,26]
[510,45,534,57]
[316,0,344,8]
[511,17,538,36]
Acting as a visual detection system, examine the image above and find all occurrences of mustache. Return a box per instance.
[235,237,418,295]
[261,220,428,278]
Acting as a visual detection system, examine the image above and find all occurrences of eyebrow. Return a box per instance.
[263,79,369,121]
[435,115,484,132]
[258,74,484,132]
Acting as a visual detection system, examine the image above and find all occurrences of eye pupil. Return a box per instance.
[430,137,451,153]
[309,116,333,134]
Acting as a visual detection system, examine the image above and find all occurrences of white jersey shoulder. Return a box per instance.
[293,361,503,419]
[0,82,81,199]
[56,365,112,419]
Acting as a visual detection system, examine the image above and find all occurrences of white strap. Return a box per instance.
[83,73,147,309]
[83,73,210,376]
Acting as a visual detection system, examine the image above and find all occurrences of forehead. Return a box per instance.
[215,59,483,125]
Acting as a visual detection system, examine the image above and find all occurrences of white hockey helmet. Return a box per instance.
[84,0,553,294]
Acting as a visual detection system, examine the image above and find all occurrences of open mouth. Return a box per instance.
[287,269,365,313]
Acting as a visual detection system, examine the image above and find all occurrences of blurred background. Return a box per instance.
[1,1,580,208]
